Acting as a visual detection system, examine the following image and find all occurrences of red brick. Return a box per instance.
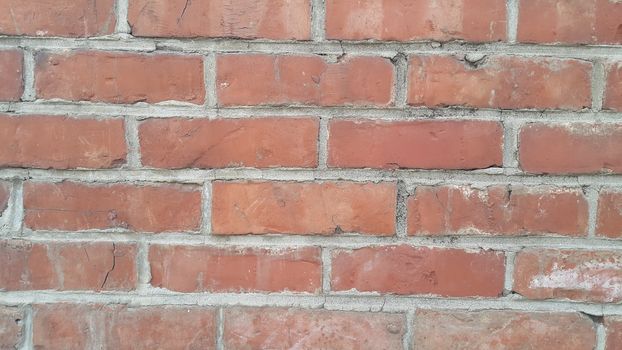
[331,245,505,297]
[326,0,506,42]
[597,190,622,238]
[0,306,23,350]
[606,316,622,350]
[24,182,201,232]
[128,0,310,40]
[212,181,396,235]
[519,123,622,174]
[414,310,596,350]
[408,55,591,110]
[518,0,622,45]
[0,240,136,291]
[408,185,588,236]
[328,120,502,170]
[139,117,318,169]
[33,304,216,350]
[605,63,622,112]
[217,54,393,106]
[150,245,321,293]
[35,51,204,104]
[0,50,23,101]
[0,115,126,169]
[0,0,115,37]
[224,308,404,349]
[514,249,622,302]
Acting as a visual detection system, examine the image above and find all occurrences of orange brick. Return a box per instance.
[35,51,204,104]
[326,0,506,42]
[129,0,310,39]
[212,181,396,235]
[408,186,588,236]
[0,115,126,169]
[217,54,394,106]
[331,245,505,297]
[24,182,201,232]
[408,55,592,110]
[149,245,321,293]
[139,117,318,169]
[597,190,622,238]
[328,119,502,169]
[0,50,23,101]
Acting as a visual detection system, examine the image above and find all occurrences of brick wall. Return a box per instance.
[0,0,621,349]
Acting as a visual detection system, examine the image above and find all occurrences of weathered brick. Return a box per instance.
[150,245,321,293]
[224,308,404,349]
[0,0,115,37]
[0,50,23,101]
[597,190,622,238]
[514,249,622,302]
[35,51,204,104]
[518,0,622,45]
[0,240,136,291]
[0,306,23,350]
[128,0,310,40]
[605,62,622,112]
[0,115,126,169]
[331,245,505,297]
[408,55,592,110]
[24,182,202,232]
[212,181,396,235]
[33,304,216,350]
[519,123,622,174]
[606,316,622,350]
[217,54,394,106]
[139,117,318,169]
[408,185,588,236]
[328,119,502,170]
[326,0,506,42]
[413,310,596,350]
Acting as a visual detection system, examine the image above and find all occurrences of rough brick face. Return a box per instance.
[0,307,23,349]
[408,185,589,236]
[35,51,205,104]
[518,0,622,45]
[224,308,404,349]
[326,0,506,42]
[33,304,216,350]
[0,50,23,101]
[0,0,115,37]
[519,123,622,174]
[605,63,622,111]
[514,249,622,302]
[413,310,596,350]
[24,182,201,232]
[328,119,503,170]
[149,245,321,293]
[129,0,310,40]
[0,115,126,169]
[212,181,396,235]
[139,117,318,169]
[597,190,622,238]
[331,245,505,297]
[0,240,136,291]
[217,54,394,106]
[408,55,592,110]
[606,316,622,350]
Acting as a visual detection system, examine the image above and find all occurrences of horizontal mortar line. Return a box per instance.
[0,291,618,315]
[5,102,622,122]
[5,232,622,251]
[1,35,622,58]
[1,168,621,186]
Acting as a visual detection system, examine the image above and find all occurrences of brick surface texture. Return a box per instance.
[0,0,621,349]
